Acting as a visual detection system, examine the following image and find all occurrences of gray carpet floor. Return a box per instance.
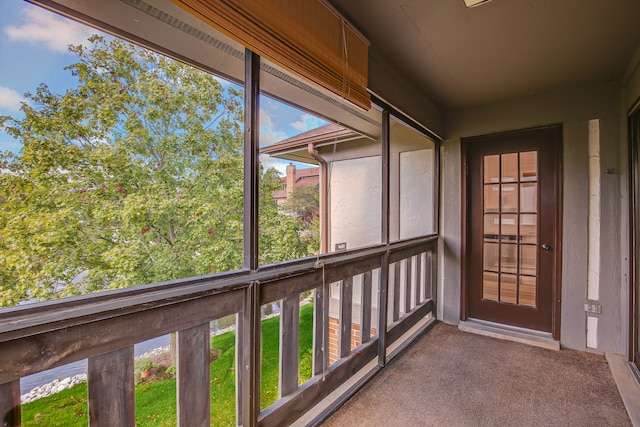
[322,323,630,427]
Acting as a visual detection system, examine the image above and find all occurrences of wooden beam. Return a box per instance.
[388,243,430,264]
[88,346,134,427]
[259,339,378,427]
[386,299,434,345]
[244,48,260,271]
[382,110,390,245]
[0,290,243,384]
[260,270,321,305]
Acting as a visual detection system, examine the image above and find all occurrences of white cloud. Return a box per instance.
[259,108,288,146]
[290,113,326,132]
[0,86,25,112]
[260,154,288,176]
[4,7,92,52]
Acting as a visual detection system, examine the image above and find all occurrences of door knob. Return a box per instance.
[541,243,552,251]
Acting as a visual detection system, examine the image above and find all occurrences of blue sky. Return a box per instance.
[0,0,323,173]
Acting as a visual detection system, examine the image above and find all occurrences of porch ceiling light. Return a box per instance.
[464,0,493,7]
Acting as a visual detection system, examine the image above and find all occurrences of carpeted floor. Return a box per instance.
[322,323,630,427]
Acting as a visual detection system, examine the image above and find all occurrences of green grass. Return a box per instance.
[21,302,314,426]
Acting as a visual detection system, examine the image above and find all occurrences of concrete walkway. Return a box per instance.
[322,323,631,427]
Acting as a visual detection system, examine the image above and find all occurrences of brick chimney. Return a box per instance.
[286,163,296,199]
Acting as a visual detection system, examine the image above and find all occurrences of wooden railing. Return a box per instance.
[0,235,437,426]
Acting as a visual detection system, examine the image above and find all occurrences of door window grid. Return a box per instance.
[482,151,538,307]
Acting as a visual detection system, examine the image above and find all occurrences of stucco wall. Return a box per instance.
[440,82,625,353]
[329,156,382,251]
[389,119,437,241]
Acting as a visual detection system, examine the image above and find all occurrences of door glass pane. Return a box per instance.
[484,185,500,212]
[520,151,537,181]
[501,214,518,241]
[501,153,518,182]
[520,183,537,212]
[483,243,499,271]
[520,245,537,276]
[519,275,536,307]
[501,184,518,212]
[484,155,500,183]
[484,214,499,241]
[501,273,517,304]
[520,214,537,244]
[483,272,499,301]
[500,243,517,274]
[480,149,541,309]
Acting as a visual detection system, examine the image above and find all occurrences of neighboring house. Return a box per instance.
[271,163,319,211]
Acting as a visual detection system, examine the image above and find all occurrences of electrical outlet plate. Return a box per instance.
[584,303,602,314]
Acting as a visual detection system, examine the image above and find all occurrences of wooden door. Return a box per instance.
[464,126,561,333]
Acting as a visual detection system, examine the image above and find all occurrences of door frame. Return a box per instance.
[460,125,563,340]
[629,103,640,369]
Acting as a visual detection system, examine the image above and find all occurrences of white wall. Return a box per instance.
[399,149,434,239]
[328,156,382,251]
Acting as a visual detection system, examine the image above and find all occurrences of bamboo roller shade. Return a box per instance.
[171,0,371,110]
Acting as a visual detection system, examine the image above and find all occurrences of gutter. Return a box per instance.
[307,143,328,253]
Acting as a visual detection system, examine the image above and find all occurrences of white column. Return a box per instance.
[586,119,600,349]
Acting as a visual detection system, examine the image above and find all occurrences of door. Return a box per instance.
[464,126,561,333]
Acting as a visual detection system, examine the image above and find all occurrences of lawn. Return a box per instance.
[21,302,315,426]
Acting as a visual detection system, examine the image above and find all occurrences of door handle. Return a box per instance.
[541,243,552,251]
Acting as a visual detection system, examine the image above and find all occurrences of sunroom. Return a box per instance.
[1,0,639,426]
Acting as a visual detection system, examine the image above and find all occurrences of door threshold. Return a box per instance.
[459,319,559,351]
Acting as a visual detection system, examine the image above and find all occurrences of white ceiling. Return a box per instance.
[330,0,640,110]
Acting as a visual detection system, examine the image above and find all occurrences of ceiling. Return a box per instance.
[330,0,640,111]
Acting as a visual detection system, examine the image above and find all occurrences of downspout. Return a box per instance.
[308,143,328,253]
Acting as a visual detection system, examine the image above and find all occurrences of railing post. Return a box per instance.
[313,279,329,375]
[393,262,401,322]
[177,323,211,426]
[415,253,423,304]
[280,294,300,396]
[239,282,260,427]
[0,380,20,427]
[361,271,373,344]
[431,247,438,303]
[405,257,413,313]
[377,252,390,367]
[88,346,135,427]
[339,278,353,358]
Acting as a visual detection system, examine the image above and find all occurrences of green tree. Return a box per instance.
[282,185,319,225]
[0,35,306,307]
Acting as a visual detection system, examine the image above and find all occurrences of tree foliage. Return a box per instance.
[282,185,319,225]
[0,35,306,307]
